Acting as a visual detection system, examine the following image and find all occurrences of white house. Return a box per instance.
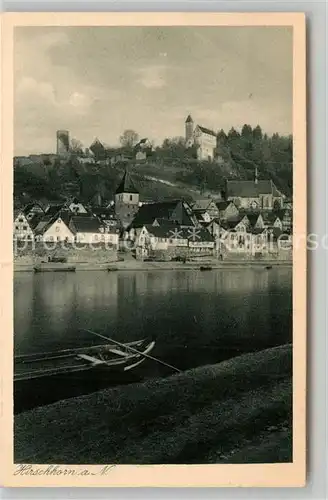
[35,213,75,242]
[69,216,119,247]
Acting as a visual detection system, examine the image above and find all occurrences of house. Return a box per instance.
[129,200,199,229]
[216,201,239,221]
[34,211,74,242]
[261,212,283,231]
[23,203,45,222]
[224,175,285,210]
[191,199,220,220]
[185,115,217,161]
[69,216,118,247]
[219,216,251,254]
[134,224,214,259]
[114,170,140,229]
[13,210,35,241]
[67,198,88,214]
[91,207,119,228]
[274,209,293,232]
[134,138,153,162]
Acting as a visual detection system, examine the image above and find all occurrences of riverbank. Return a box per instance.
[15,344,292,464]
[14,259,292,272]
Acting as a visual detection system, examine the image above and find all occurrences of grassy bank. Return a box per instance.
[15,344,292,464]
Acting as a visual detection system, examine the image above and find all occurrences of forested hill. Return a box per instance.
[14,126,292,206]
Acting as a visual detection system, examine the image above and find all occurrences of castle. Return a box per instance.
[185,115,217,162]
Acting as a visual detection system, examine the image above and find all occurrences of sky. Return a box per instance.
[14,26,293,155]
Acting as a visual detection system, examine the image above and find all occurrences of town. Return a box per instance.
[14,118,293,269]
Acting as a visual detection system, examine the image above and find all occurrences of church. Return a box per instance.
[185,115,217,162]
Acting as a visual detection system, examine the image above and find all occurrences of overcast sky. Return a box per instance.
[14,26,292,155]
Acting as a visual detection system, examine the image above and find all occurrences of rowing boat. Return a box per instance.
[14,339,156,382]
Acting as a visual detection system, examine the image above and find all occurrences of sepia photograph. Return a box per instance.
[1,12,306,488]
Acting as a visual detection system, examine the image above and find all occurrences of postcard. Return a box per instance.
[0,12,306,487]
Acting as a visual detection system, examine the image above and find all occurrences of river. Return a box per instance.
[15,267,292,357]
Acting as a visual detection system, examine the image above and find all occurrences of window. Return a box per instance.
[15,225,19,230]
[94,235,98,241]
[57,236,60,241]
[18,217,24,222]
[55,226,60,232]
[130,195,133,201]
[101,235,105,241]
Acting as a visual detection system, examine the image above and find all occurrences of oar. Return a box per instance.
[83,328,181,373]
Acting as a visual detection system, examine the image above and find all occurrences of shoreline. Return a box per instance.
[14,345,292,465]
[14,259,292,273]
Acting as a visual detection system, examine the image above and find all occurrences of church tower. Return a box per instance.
[185,115,194,145]
[114,169,140,229]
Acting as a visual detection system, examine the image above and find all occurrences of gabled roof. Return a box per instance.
[34,211,72,235]
[221,215,248,230]
[216,201,235,211]
[45,204,65,217]
[70,216,103,234]
[226,180,282,198]
[23,203,45,215]
[115,170,139,194]
[130,201,179,227]
[192,199,213,211]
[130,200,197,228]
[197,125,217,138]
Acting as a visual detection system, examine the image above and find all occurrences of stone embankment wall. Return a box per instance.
[14,242,118,264]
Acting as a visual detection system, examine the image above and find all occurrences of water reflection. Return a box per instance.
[14,269,292,359]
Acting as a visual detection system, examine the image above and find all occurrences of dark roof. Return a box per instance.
[115,171,139,194]
[221,215,248,230]
[247,213,261,227]
[226,180,282,198]
[216,201,232,211]
[70,216,103,234]
[197,125,217,137]
[45,204,65,217]
[23,203,44,215]
[185,115,193,123]
[131,201,178,227]
[131,200,197,228]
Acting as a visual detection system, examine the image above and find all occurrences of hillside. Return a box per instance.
[14,127,292,206]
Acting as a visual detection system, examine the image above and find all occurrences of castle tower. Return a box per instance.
[115,169,140,228]
[56,130,70,157]
[185,115,194,144]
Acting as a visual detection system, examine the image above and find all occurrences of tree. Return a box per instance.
[217,129,227,145]
[241,124,253,139]
[119,130,139,149]
[253,125,263,141]
[70,138,84,154]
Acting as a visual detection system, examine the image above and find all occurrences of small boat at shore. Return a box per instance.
[200,265,212,271]
[265,265,273,270]
[14,339,156,382]
[34,265,76,273]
